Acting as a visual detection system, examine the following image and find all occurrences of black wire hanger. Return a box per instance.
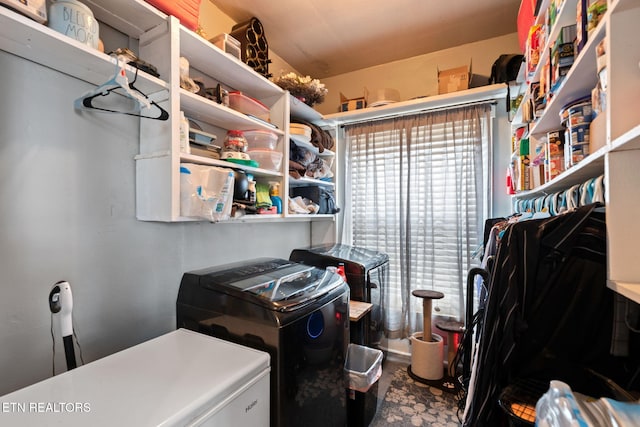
[74,54,169,121]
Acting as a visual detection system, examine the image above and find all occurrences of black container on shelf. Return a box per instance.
[230,17,272,78]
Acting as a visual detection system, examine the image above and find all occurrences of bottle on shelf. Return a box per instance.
[179,111,190,154]
[269,182,282,214]
[336,263,347,283]
[247,173,256,204]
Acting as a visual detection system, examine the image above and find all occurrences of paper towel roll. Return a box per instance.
[410,332,444,380]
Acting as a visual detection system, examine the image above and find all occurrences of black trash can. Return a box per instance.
[344,344,383,427]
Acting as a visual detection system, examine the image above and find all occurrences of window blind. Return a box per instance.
[344,104,491,335]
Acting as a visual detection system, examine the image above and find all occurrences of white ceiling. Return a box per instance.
[209,0,522,78]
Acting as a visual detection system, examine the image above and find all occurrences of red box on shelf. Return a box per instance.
[518,0,536,53]
[145,0,201,31]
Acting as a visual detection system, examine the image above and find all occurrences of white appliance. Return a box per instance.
[0,329,270,426]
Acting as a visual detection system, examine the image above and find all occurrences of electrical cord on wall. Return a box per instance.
[72,314,85,366]
[50,312,55,376]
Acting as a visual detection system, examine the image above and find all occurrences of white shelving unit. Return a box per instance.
[1,0,339,224]
[0,4,166,97]
[128,13,289,222]
[324,85,509,124]
[287,95,338,221]
[512,0,640,304]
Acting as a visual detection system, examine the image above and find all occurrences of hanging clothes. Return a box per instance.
[463,204,636,426]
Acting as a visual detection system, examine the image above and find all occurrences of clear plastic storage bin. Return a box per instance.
[243,129,279,151]
[249,150,283,171]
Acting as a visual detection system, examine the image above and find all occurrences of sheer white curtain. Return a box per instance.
[341,104,492,339]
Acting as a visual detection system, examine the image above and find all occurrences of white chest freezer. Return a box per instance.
[0,329,270,426]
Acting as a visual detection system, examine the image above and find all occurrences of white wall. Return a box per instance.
[0,51,313,395]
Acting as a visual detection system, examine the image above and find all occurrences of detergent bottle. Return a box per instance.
[336,263,347,283]
[269,182,282,214]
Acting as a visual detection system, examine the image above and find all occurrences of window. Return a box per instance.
[342,104,492,337]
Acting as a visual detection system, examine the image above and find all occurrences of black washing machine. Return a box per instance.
[290,244,389,348]
[177,258,349,427]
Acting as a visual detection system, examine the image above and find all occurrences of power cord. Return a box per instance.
[50,313,56,376]
[72,313,85,366]
[50,313,84,375]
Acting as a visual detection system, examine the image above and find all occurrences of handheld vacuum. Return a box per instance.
[48,281,77,371]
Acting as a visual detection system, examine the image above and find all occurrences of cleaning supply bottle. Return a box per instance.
[247,174,256,204]
[179,111,190,154]
[269,182,282,214]
[336,263,347,283]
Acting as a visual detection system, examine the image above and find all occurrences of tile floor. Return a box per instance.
[371,351,410,422]
[374,337,413,407]
[368,348,462,426]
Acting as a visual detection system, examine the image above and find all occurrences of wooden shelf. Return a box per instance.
[514,1,640,305]
[514,144,607,198]
[527,0,580,85]
[289,134,335,157]
[179,27,282,100]
[84,0,166,37]
[284,214,336,221]
[611,123,640,152]
[0,6,167,96]
[349,300,373,322]
[611,0,640,15]
[324,84,508,125]
[528,17,607,136]
[179,153,283,179]
[608,281,640,304]
[289,95,324,123]
[180,90,285,133]
[289,177,334,187]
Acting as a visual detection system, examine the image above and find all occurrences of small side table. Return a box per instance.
[349,300,373,345]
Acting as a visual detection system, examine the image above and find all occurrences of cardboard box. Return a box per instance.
[209,33,241,60]
[339,89,368,112]
[438,62,471,94]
